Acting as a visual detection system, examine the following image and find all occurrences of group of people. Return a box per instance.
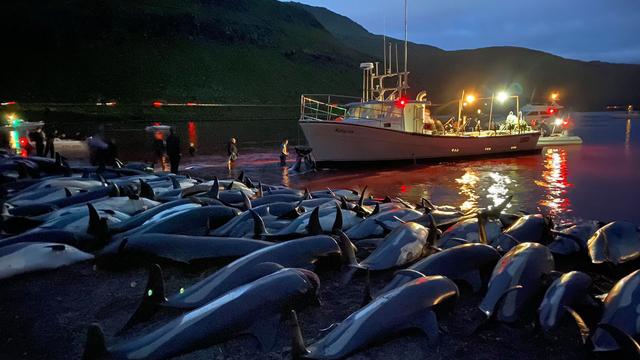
[24,127,57,158]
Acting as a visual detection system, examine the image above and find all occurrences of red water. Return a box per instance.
[184,112,640,224]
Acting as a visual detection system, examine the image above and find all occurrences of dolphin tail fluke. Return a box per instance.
[121,264,166,331]
[290,310,310,359]
[139,180,155,200]
[307,207,322,235]
[331,204,343,234]
[597,323,640,358]
[564,306,591,345]
[249,209,267,239]
[83,324,108,360]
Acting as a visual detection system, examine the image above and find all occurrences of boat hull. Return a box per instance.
[537,135,583,146]
[300,121,541,165]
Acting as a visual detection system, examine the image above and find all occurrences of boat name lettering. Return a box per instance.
[335,128,354,134]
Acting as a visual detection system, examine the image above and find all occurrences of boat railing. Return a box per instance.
[300,94,359,122]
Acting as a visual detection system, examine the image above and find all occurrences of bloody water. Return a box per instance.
[181,111,640,225]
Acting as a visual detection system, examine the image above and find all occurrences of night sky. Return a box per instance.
[289,0,640,64]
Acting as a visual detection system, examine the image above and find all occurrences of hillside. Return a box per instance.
[1,0,639,110]
[0,0,363,104]
[297,3,640,110]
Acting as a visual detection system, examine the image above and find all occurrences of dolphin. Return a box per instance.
[590,269,640,352]
[0,230,97,252]
[85,268,320,360]
[380,243,500,294]
[548,221,601,255]
[107,199,201,234]
[479,242,555,322]
[89,196,160,216]
[291,275,459,359]
[98,234,272,266]
[538,271,593,331]
[436,217,502,249]
[345,208,424,240]
[490,214,553,252]
[123,236,341,327]
[587,221,640,265]
[0,242,93,280]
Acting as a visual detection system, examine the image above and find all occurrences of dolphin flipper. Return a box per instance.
[597,323,640,359]
[564,306,591,345]
[413,310,440,345]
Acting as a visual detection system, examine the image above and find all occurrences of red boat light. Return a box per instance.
[395,97,408,108]
[152,101,163,108]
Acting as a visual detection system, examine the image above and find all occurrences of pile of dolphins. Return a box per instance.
[2,150,640,359]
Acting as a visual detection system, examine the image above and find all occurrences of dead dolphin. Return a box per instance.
[0,242,93,280]
[99,234,272,266]
[345,208,423,240]
[590,269,640,352]
[587,221,640,265]
[123,236,340,327]
[107,199,200,234]
[548,221,601,255]
[0,230,96,252]
[437,217,502,249]
[291,275,459,359]
[538,271,593,331]
[490,214,553,252]
[85,268,320,360]
[479,242,555,322]
[380,243,500,294]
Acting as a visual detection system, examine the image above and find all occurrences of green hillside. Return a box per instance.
[1,0,363,104]
[297,3,640,110]
[1,0,639,110]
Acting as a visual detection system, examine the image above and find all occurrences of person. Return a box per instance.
[153,131,167,172]
[188,142,197,157]
[44,128,57,158]
[539,119,551,137]
[227,137,238,170]
[279,139,289,166]
[31,128,45,156]
[166,127,181,174]
[88,125,109,170]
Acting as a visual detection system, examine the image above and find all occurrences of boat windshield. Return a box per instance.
[346,102,403,122]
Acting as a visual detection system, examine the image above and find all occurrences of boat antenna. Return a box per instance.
[403,0,408,95]
[383,15,387,75]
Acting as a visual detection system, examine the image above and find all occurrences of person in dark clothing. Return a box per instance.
[227,137,238,170]
[44,129,57,158]
[153,131,167,171]
[188,142,196,157]
[539,119,551,137]
[32,128,45,157]
[166,127,181,174]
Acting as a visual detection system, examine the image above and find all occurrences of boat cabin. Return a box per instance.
[341,100,435,133]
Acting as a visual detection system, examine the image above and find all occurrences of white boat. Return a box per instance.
[300,97,541,166]
[522,99,584,146]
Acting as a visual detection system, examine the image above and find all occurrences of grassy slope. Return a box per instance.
[1,0,362,104]
[297,3,640,110]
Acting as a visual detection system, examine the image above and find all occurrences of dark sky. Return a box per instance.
[289,0,640,64]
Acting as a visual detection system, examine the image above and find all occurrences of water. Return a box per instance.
[51,110,640,224]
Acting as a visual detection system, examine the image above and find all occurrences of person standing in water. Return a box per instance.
[166,127,181,174]
[279,139,289,166]
[44,128,57,158]
[31,128,45,157]
[227,137,238,170]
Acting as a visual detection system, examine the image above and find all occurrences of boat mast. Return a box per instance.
[403,0,408,97]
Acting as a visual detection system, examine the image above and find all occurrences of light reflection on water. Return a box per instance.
[535,148,572,217]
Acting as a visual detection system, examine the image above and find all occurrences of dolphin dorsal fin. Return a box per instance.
[596,323,640,357]
[307,207,322,235]
[226,181,234,191]
[83,324,108,360]
[372,203,380,216]
[121,264,166,332]
[237,171,245,182]
[64,188,72,198]
[361,269,373,307]
[358,186,368,207]
[257,181,263,198]
[242,192,252,211]
[564,306,591,344]
[87,203,100,235]
[332,204,343,234]
[207,177,220,199]
[249,209,267,239]
[170,176,180,190]
[139,180,155,201]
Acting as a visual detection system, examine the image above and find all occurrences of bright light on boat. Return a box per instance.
[551,92,559,101]
[7,113,15,120]
[496,91,509,103]
[465,94,476,103]
[554,118,563,126]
